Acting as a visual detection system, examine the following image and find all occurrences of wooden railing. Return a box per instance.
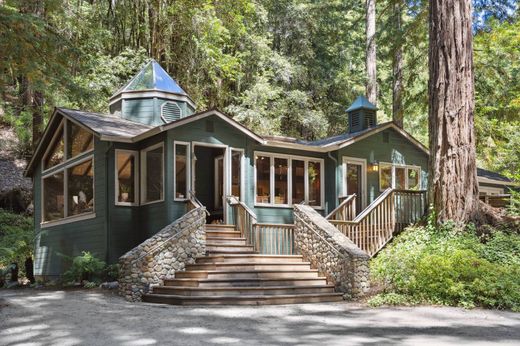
[326,194,357,221]
[480,194,512,208]
[227,196,295,255]
[187,190,210,215]
[329,189,426,257]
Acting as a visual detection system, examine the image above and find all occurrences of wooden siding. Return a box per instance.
[122,98,194,126]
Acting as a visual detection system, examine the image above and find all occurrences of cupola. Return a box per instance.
[109,60,196,126]
[346,96,377,133]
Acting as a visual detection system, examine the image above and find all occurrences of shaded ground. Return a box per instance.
[0,289,519,346]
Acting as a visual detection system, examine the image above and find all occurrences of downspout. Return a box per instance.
[327,151,338,214]
[104,142,113,264]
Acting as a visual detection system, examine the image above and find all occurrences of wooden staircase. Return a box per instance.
[142,224,343,305]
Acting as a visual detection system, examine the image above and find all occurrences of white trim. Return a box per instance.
[160,101,183,123]
[115,149,139,206]
[214,155,224,208]
[40,212,96,229]
[342,157,367,208]
[109,90,197,110]
[478,176,519,187]
[253,151,325,209]
[140,142,165,205]
[479,186,504,195]
[378,162,422,191]
[173,141,191,201]
[230,148,245,202]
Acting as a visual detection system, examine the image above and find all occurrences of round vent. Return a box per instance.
[161,102,182,123]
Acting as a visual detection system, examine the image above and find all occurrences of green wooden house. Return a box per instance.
[25,60,516,281]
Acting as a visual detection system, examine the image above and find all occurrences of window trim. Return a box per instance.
[115,149,140,206]
[230,148,245,202]
[379,162,422,191]
[254,151,325,209]
[140,142,165,205]
[41,154,95,226]
[173,141,190,201]
[42,119,94,175]
[342,156,367,208]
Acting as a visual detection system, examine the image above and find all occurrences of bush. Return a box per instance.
[0,209,34,282]
[62,251,106,284]
[371,222,520,311]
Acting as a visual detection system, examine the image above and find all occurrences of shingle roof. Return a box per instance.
[477,168,512,182]
[346,95,377,112]
[57,108,153,139]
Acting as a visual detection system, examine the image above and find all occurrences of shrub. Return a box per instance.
[0,209,34,275]
[371,223,520,311]
[367,293,416,307]
[62,251,106,284]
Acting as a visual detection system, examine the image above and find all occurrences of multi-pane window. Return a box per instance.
[116,150,138,205]
[141,143,164,204]
[174,142,189,200]
[41,119,95,224]
[255,152,323,208]
[379,163,422,191]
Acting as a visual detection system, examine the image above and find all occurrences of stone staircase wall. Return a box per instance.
[119,207,206,301]
[293,205,370,298]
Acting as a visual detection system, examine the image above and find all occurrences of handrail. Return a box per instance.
[188,190,210,216]
[326,194,356,219]
[351,188,392,222]
[227,195,257,221]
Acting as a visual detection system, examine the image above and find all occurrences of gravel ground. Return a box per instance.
[0,289,519,346]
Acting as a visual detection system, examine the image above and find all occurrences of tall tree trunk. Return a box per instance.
[392,0,404,128]
[366,0,377,105]
[32,90,44,148]
[428,0,479,224]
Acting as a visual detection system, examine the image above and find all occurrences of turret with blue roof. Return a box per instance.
[109,60,196,126]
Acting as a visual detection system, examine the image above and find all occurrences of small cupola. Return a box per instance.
[109,60,196,126]
[346,96,377,133]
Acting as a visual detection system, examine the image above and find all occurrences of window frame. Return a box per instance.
[140,142,165,205]
[41,154,95,228]
[254,151,325,209]
[115,149,140,206]
[230,148,245,202]
[378,162,422,191]
[173,141,190,201]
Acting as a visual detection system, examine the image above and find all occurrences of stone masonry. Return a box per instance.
[293,205,370,298]
[119,207,206,301]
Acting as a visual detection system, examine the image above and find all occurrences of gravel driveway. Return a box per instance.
[0,289,518,346]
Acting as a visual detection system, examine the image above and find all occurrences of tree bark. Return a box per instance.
[428,0,479,224]
[392,0,404,128]
[366,0,377,105]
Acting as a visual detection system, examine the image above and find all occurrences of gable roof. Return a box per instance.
[477,168,518,186]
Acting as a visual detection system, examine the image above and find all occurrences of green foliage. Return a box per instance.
[83,281,98,289]
[371,223,520,311]
[367,292,416,307]
[506,190,520,217]
[62,251,106,284]
[0,209,34,267]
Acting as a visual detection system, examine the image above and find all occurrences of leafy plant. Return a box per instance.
[62,251,106,284]
[0,209,34,268]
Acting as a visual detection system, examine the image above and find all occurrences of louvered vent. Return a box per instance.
[161,102,182,123]
[364,111,376,128]
[351,110,360,127]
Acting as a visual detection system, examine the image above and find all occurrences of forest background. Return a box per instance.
[0,0,518,181]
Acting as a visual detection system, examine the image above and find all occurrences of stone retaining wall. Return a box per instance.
[118,207,206,301]
[293,205,370,298]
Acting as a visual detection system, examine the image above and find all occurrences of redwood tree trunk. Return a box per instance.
[392,1,404,128]
[366,0,377,105]
[428,0,479,224]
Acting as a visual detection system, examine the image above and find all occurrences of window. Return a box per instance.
[116,150,138,205]
[41,119,95,225]
[174,142,189,200]
[141,143,164,204]
[255,152,324,208]
[256,155,271,204]
[67,121,94,159]
[68,160,94,216]
[231,150,242,198]
[379,163,422,191]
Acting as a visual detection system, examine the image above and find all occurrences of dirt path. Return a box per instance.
[0,289,518,346]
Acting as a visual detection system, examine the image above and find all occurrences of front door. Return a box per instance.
[343,157,366,213]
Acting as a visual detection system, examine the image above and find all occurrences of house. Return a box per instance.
[25,60,517,304]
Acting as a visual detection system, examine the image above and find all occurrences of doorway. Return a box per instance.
[343,157,367,213]
[193,144,226,223]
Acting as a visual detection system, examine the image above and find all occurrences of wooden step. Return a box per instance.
[142,292,343,305]
[152,284,335,296]
[205,230,242,238]
[206,244,255,253]
[175,269,319,280]
[163,277,328,287]
[185,262,312,271]
[205,237,247,245]
[196,254,304,264]
[205,224,236,231]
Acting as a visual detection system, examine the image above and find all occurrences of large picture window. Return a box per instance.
[141,143,164,204]
[174,142,189,200]
[116,150,138,205]
[67,121,94,159]
[68,160,94,216]
[43,172,64,222]
[379,163,422,191]
[255,152,324,208]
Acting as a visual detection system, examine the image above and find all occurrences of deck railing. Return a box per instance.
[480,194,512,208]
[329,189,427,257]
[227,196,295,255]
[326,194,357,221]
[187,190,210,215]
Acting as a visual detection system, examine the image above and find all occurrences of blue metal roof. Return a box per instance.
[346,95,377,112]
[117,60,187,95]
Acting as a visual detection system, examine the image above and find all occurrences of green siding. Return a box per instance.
[122,98,194,126]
